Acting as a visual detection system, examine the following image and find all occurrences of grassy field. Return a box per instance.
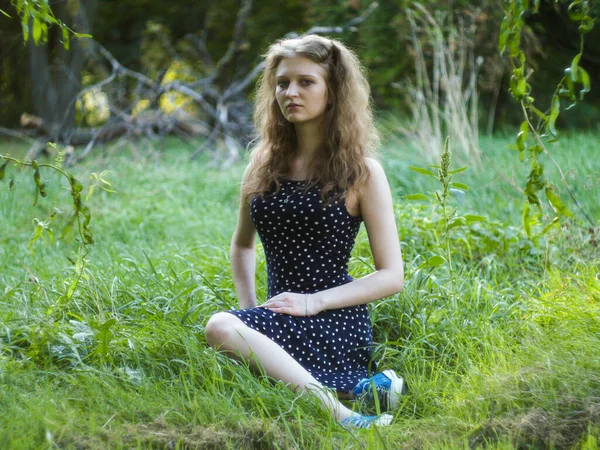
[1,131,599,449]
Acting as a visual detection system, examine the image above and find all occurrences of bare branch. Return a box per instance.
[300,2,379,36]
[15,0,379,168]
[185,32,215,67]
[211,0,253,81]
[0,126,42,145]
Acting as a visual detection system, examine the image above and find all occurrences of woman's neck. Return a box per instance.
[294,120,325,162]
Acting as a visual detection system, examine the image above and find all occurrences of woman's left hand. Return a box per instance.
[259,292,315,316]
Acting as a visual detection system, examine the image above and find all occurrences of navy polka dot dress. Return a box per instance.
[225,178,376,392]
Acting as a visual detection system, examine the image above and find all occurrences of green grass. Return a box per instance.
[1,132,599,449]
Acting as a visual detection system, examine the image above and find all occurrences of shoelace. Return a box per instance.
[341,414,376,429]
[356,378,389,397]
[354,378,391,411]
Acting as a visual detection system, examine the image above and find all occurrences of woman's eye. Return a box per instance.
[277,81,288,87]
[302,80,313,85]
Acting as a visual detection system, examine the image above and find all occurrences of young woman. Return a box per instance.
[205,34,405,429]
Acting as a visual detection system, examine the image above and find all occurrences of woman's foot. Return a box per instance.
[352,370,406,412]
[339,412,393,429]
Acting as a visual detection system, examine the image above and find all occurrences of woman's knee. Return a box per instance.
[205,312,243,348]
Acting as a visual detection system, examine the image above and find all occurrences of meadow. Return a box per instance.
[1,130,599,449]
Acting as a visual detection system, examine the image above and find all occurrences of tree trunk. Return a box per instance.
[28,0,97,140]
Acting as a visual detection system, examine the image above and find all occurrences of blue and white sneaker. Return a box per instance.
[340,412,393,429]
[352,370,406,412]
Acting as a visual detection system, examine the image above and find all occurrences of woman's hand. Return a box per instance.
[259,292,316,316]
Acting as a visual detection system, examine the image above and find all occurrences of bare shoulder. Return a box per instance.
[365,157,386,178]
[358,157,389,196]
[345,158,389,218]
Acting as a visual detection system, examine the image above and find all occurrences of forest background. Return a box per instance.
[2,0,600,136]
[1,0,600,449]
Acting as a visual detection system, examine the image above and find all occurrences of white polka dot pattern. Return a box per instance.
[226,179,377,391]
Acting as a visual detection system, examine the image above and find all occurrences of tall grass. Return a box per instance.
[1,133,599,449]
[395,4,482,166]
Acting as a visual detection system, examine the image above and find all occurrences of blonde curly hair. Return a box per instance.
[242,34,381,207]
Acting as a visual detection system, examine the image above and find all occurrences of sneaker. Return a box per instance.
[352,369,406,412]
[339,413,393,429]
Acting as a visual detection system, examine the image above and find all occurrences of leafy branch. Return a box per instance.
[499,0,596,238]
[0,149,113,250]
[1,0,90,49]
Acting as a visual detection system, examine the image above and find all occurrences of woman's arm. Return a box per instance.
[311,158,404,313]
[230,167,258,309]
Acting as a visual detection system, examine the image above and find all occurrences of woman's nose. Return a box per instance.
[286,83,298,97]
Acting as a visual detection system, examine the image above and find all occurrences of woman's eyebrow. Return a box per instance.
[276,74,318,79]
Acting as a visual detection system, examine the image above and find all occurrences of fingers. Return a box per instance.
[260,300,299,316]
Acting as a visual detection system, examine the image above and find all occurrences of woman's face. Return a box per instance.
[275,56,329,126]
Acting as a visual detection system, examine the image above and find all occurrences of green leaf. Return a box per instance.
[545,186,573,218]
[21,18,29,42]
[29,222,44,250]
[524,162,544,205]
[540,216,560,236]
[33,18,42,44]
[448,217,466,230]
[570,54,581,82]
[403,193,429,201]
[61,27,70,50]
[531,106,548,122]
[60,214,76,240]
[498,16,509,53]
[579,66,590,99]
[547,95,560,137]
[85,185,95,202]
[409,166,436,177]
[507,32,521,58]
[70,176,83,193]
[80,203,91,226]
[45,227,54,245]
[0,9,12,18]
[579,16,594,34]
[464,215,487,223]
[529,144,543,156]
[523,202,532,238]
[568,1,584,21]
[96,319,116,357]
[426,256,446,267]
[0,160,7,180]
[448,166,468,175]
[83,227,94,245]
[515,120,528,154]
[451,182,469,190]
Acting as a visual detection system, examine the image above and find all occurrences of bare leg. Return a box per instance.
[337,391,354,400]
[205,312,355,421]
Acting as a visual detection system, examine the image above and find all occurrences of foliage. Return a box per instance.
[0,149,100,249]
[0,146,114,312]
[1,134,599,448]
[405,137,485,279]
[499,0,596,239]
[398,3,482,164]
[3,0,600,129]
[2,0,90,48]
